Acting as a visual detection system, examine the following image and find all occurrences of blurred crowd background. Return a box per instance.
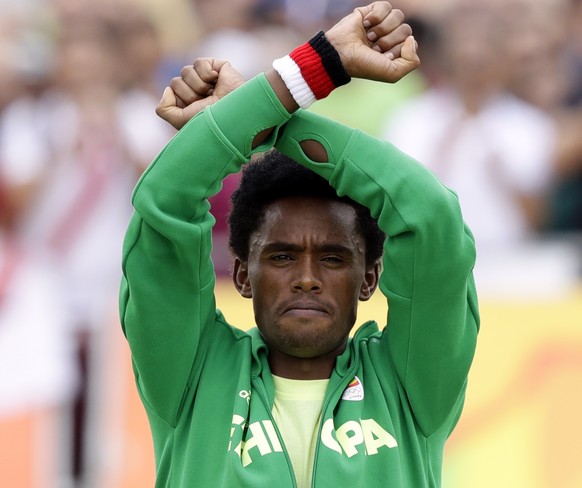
[0,0,581,487]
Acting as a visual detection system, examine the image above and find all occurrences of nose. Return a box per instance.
[291,258,322,293]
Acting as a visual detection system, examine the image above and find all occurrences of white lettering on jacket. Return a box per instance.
[229,415,397,466]
[321,418,398,457]
[229,415,283,467]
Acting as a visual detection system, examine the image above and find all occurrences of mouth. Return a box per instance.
[282,302,330,317]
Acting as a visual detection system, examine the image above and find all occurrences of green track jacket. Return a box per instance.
[120,74,480,487]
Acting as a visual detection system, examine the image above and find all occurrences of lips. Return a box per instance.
[282,301,330,316]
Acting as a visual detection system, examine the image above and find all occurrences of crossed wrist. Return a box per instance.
[272,31,351,109]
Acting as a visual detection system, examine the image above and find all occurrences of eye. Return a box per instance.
[321,256,344,266]
[271,254,293,262]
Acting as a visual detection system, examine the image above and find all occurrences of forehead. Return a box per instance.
[253,197,361,246]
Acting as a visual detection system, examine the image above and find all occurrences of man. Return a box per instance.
[120,3,479,487]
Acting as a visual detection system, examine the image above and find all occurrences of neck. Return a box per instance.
[268,344,346,380]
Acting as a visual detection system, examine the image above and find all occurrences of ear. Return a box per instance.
[359,260,380,302]
[232,257,252,299]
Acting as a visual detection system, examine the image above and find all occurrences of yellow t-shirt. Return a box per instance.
[272,375,329,488]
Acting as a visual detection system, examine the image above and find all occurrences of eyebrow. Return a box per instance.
[261,242,355,255]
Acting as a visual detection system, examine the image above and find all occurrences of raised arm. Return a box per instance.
[119,67,291,424]
[274,109,479,435]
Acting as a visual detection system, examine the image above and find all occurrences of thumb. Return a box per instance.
[156,87,186,130]
[157,86,177,111]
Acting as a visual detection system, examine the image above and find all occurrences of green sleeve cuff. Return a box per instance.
[206,73,293,157]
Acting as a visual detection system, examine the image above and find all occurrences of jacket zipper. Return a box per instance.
[310,371,356,488]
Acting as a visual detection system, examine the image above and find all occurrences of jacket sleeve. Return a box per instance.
[275,110,480,436]
[119,74,291,425]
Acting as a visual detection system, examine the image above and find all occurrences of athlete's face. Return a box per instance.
[233,197,379,367]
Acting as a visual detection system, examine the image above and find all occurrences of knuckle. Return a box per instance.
[180,65,191,77]
[379,1,392,13]
[392,9,404,21]
[182,92,195,104]
[393,23,410,37]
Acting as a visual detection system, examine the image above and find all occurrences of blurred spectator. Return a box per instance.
[381,1,556,259]
[506,0,582,232]
[0,3,173,485]
[191,0,298,85]
[0,6,57,213]
[0,8,77,487]
[115,3,177,176]
[0,97,76,488]
[0,30,25,112]
[21,10,136,485]
[0,181,76,488]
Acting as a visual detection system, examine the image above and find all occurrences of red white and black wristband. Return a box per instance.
[272,31,351,109]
